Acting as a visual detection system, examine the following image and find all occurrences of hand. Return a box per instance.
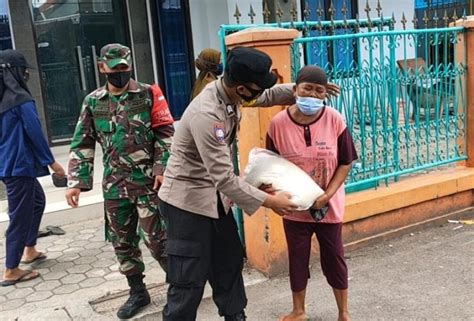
[50,161,65,177]
[65,188,81,208]
[263,192,298,216]
[259,184,276,195]
[312,193,330,210]
[153,175,164,190]
[326,82,340,97]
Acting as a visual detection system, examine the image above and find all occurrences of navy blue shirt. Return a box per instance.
[0,101,54,179]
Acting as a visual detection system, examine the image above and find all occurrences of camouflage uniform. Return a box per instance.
[68,44,174,276]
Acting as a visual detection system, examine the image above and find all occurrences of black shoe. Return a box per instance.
[116,289,151,319]
[224,311,247,321]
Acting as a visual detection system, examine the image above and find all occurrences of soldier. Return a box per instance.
[65,44,174,319]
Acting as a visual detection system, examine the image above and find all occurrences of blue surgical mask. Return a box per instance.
[296,96,325,115]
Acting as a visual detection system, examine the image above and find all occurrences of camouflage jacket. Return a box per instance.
[68,80,174,199]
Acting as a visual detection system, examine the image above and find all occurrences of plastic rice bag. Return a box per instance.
[244,148,324,210]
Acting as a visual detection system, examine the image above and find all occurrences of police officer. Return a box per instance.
[158,47,302,321]
[66,44,174,319]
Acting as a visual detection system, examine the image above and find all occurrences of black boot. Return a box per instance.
[116,274,151,319]
[224,311,247,321]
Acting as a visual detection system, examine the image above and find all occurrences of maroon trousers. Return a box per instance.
[283,219,348,292]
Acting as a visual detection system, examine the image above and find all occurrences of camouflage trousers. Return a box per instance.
[104,194,166,276]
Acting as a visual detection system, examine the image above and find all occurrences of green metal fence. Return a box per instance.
[219,17,394,66]
[218,2,468,245]
[291,26,467,192]
[219,17,395,245]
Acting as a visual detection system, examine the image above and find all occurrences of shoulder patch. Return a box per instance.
[213,123,226,144]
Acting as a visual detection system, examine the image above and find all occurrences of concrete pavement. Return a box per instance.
[0,218,267,321]
[190,210,474,321]
[0,209,472,320]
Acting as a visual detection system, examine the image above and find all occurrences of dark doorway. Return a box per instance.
[153,0,195,119]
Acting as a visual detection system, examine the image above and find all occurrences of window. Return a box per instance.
[302,0,358,75]
[0,2,12,50]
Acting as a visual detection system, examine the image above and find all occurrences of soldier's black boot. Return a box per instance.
[117,274,151,319]
[224,310,247,321]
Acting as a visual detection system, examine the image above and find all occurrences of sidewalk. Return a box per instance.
[1,210,473,320]
[0,218,166,320]
[192,211,474,321]
[0,218,267,321]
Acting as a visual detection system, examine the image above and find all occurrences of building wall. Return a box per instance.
[127,0,154,84]
[358,0,417,62]
[189,0,230,59]
[7,0,49,137]
[359,0,414,30]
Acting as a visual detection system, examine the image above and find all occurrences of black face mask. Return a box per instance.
[237,84,263,102]
[106,71,132,88]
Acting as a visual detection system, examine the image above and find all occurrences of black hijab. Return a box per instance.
[0,50,34,115]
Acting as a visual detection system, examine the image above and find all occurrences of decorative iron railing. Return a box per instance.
[292,26,467,191]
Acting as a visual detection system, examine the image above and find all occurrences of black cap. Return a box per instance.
[296,65,328,85]
[225,47,277,89]
[0,50,35,69]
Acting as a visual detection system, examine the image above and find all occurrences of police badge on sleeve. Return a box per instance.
[214,123,226,144]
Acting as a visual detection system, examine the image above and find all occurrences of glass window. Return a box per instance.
[0,1,13,50]
[30,0,129,142]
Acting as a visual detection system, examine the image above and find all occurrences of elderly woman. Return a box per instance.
[0,50,65,286]
[190,48,222,100]
[266,65,358,321]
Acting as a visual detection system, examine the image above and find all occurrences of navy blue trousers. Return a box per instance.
[3,177,45,269]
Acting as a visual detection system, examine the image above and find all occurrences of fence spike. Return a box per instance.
[329,0,336,30]
[290,0,298,24]
[462,8,467,21]
[433,9,439,28]
[341,0,349,29]
[303,1,310,36]
[391,12,396,27]
[412,12,418,29]
[355,13,360,33]
[452,9,458,26]
[401,12,407,30]
[303,1,311,21]
[376,0,382,18]
[276,2,284,27]
[365,0,373,29]
[233,4,242,24]
[263,1,271,24]
[443,9,449,27]
[423,10,429,28]
[316,0,324,22]
[317,10,323,33]
[248,4,256,24]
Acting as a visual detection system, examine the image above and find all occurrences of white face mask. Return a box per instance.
[296,96,325,115]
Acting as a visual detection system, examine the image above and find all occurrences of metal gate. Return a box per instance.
[218,1,468,245]
[291,16,467,192]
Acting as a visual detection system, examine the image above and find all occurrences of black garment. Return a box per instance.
[0,50,33,114]
[117,274,151,319]
[160,199,247,321]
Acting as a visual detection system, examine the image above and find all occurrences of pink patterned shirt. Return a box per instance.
[266,107,358,223]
